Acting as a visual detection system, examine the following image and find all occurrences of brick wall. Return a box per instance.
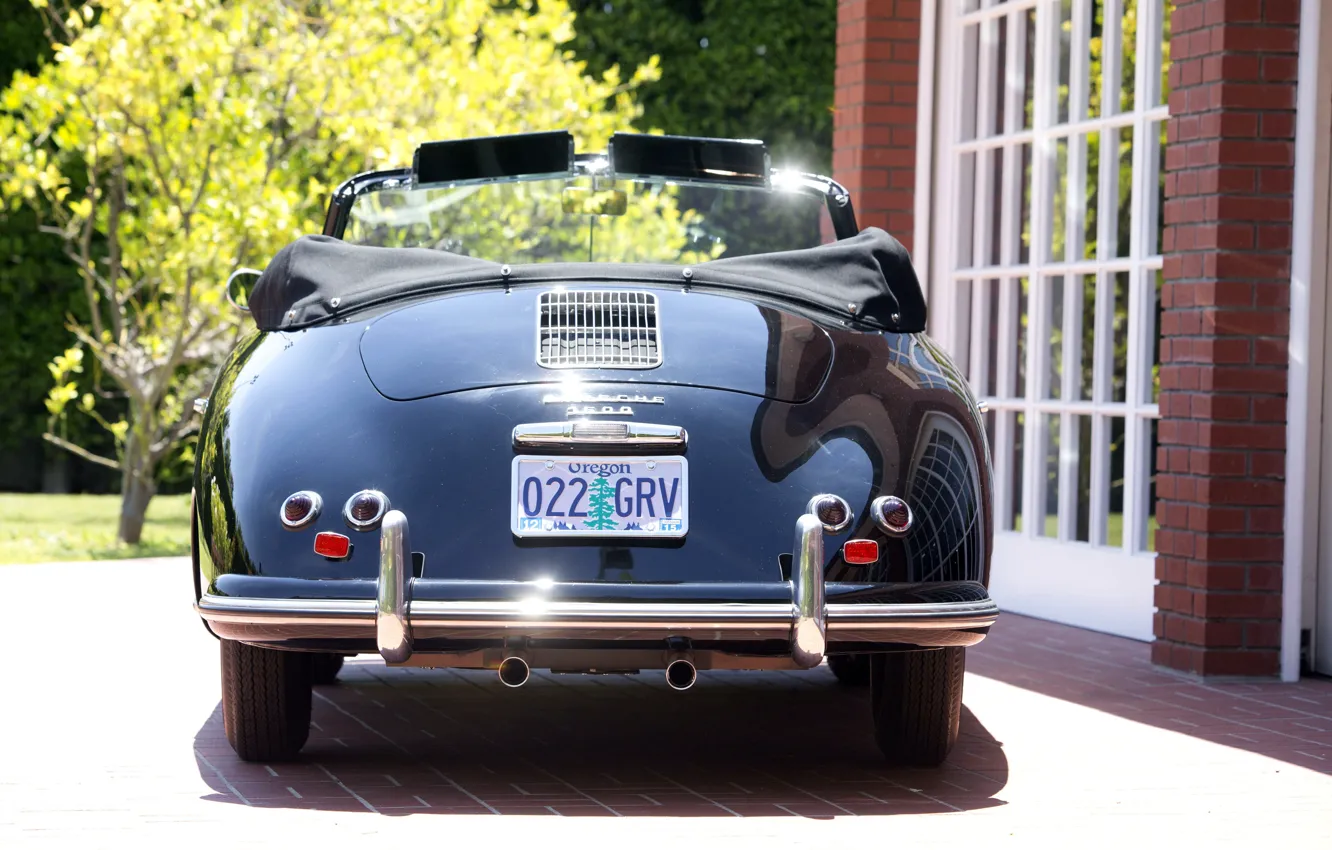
[832,0,922,253]
[1155,0,1300,677]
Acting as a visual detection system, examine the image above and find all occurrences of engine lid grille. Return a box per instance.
[537,290,661,369]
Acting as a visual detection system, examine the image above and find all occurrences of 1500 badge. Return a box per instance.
[543,393,665,418]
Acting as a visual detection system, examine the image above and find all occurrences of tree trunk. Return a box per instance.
[118,440,157,545]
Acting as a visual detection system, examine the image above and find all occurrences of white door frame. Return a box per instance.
[1287,0,1332,681]
[926,0,1167,641]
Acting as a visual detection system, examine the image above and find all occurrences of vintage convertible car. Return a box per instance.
[193,131,996,766]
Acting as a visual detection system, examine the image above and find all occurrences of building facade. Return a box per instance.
[835,0,1329,679]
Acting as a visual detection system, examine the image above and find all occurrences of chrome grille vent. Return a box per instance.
[537,290,661,369]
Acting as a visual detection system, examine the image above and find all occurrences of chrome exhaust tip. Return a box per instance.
[498,656,531,688]
[665,658,697,691]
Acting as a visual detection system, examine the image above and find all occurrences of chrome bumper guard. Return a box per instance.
[197,510,999,666]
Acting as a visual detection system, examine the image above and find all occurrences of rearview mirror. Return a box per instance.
[561,186,628,217]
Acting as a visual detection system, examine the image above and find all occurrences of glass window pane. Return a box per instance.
[988,146,1005,265]
[1152,119,1166,257]
[1089,0,1106,117]
[1113,126,1134,258]
[1018,142,1033,264]
[956,278,974,382]
[1022,7,1037,129]
[1078,273,1096,400]
[1083,132,1099,260]
[1141,417,1159,552]
[1149,269,1162,402]
[1057,0,1073,125]
[1112,271,1130,402]
[1051,137,1069,261]
[1040,413,1060,537]
[1160,0,1173,107]
[956,151,976,268]
[991,15,1009,137]
[1011,411,1025,532]
[1075,414,1092,542]
[961,24,980,142]
[1121,0,1138,113]
[1107,416,1127,547]
[984,279,1000,397]
[1046,276,1064,399]
[1015,276,1029,398]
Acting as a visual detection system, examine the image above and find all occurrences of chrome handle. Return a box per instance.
[513,421,686,449]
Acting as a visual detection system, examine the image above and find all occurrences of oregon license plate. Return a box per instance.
[510,456,688,538]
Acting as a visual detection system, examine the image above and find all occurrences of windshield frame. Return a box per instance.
[322,153,859,243]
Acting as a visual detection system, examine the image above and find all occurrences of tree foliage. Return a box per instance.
[566,0,837,171]
[0,0,659,542]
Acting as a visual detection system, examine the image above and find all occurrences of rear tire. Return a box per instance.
[310,653,345,686]
[870,647,965,766]
[221,640,312,762]
[827,653,871,686]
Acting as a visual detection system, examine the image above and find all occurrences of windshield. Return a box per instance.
[343,176,832,264]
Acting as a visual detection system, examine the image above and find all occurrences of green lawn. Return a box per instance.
[0,493,191,564]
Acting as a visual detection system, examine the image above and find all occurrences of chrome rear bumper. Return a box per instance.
[196,510,999,664]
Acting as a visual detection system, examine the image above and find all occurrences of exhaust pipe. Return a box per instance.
[498,655,530,688]
[665,658,697,691]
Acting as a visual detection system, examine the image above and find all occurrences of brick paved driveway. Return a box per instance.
[1,558,1329,847]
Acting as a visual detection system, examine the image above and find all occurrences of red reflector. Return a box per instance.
[313,532,351,559]
[843,539,879,565]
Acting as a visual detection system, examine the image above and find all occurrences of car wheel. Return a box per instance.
[870,647,965,766]
[827,653,871,686]
[310,653,345,686]
[221,639,312,762]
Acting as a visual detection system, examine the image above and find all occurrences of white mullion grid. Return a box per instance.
[952,254,1163,279]
[969,17,1002,391]
[1023,0,1059,538]
[981,398,1156,415]
[1126,0,1163,553]
[961,0,1040,27]
[941,0,1169,551]
[1089,0,1125,546]
[948,20,982,358]
[991,5,1027,531]
[1055,0,1092,542]
[951,105,1167,156]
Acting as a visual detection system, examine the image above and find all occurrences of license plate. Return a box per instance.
[510,456,688,538]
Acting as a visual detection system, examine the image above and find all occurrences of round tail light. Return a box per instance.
[344,490,390,530]
[279,491,322,530]
[807,493,853,534]
[870,495,913,536]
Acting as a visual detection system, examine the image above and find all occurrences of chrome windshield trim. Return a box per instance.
[513,421,687,449]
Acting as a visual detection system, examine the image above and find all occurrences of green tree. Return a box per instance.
[584,476,619,531]
[566,1,838,255]
[1,0,659,543]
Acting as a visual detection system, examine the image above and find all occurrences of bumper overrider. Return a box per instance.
[196,510,999,669]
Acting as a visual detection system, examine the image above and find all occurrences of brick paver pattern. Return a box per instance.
[1,559,1328,846]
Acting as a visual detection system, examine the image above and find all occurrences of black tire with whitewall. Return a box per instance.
[870,647,965,766]
[221,639,313,762]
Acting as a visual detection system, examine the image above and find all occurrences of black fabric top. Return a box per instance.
[248,228,926,333]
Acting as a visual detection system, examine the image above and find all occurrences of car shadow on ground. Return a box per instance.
[970,614,1332,776]
[193,663,1009,817]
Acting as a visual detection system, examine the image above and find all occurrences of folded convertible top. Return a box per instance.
[248,227,926,333]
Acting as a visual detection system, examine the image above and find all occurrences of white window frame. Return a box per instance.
[929,0,1169,640]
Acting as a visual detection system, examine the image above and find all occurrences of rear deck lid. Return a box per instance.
[358,287,834,402]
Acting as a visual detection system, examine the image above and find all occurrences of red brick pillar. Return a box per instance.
[1154,0,1300,677]
[832,0,921,252]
